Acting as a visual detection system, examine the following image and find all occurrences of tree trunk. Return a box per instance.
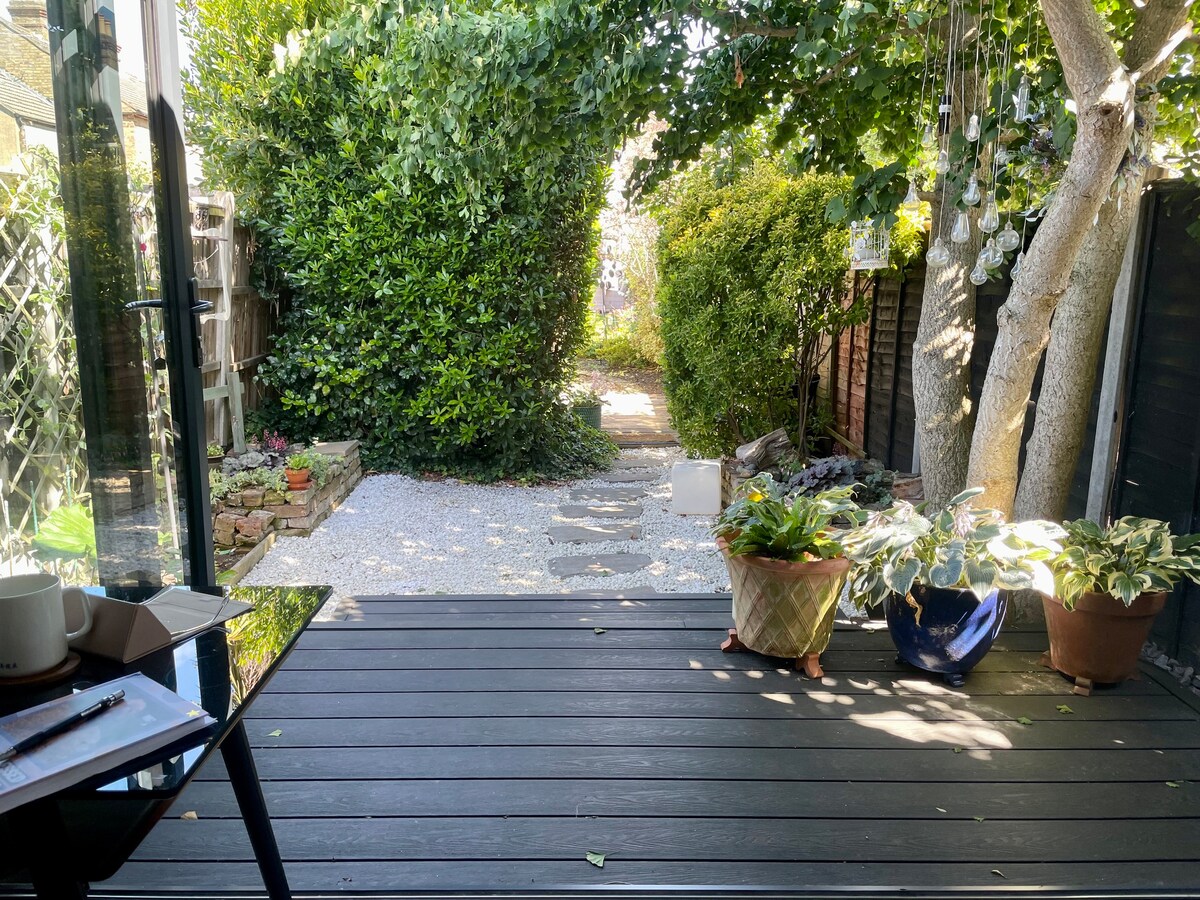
[965,0,1134,517]
[911,24,983,509]
[1012,170,1143,523]
[913,194,980,506]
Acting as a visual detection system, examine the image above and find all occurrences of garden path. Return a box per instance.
[242,448,728,604]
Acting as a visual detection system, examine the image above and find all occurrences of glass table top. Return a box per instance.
[0,584,330,797]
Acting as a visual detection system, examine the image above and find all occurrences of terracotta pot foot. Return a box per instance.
[796,653,824,679]
[720,628,746,653]
[1038,651,1054,670]
[942,672,966,688]
[1072,676,1094,697]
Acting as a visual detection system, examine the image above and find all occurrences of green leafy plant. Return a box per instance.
[714,474,858,563]
[31,504,97,563]
[207,442,224,457]
[285,451,314,472]
[656,165,861,457]
[842,488,1064,608]
[210,467,288,502]
[1049,517,1200,609]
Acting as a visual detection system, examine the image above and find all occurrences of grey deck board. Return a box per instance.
[93,591,1200,898]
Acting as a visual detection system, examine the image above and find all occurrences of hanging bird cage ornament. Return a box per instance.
[847,219,890,270]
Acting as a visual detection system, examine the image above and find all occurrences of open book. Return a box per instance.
[0,674,214,814]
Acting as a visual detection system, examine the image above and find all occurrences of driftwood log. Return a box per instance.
[734,428,793,473]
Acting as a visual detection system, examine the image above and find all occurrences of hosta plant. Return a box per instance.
[714,474,858,562]
[1051,517,1200,609]
[842,488,1065,608]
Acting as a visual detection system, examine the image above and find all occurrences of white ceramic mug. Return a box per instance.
[0,574,93,677]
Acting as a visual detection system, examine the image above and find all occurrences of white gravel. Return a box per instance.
[242,447,731,601]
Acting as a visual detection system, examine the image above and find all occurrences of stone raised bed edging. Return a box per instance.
[211,440,362,552]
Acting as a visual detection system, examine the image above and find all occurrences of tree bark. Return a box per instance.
[913,193,980,506]
[1013,161,1143,523]
[911,16,983,508]
[965,0,1134,517]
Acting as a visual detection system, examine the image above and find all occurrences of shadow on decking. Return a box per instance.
[99,593,1200,898]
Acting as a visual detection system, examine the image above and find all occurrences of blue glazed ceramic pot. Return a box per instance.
[885,584,1006,686]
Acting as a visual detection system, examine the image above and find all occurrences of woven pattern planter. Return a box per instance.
[717,536,849,658]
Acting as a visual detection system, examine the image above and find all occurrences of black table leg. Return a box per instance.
[221,719,291,899]
[12,798,89,899]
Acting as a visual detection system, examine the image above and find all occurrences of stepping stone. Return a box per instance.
[559,503,643,519]
[598,471,661,483]
[611,458,661,470]
[548,553,653,577]
[569,487,645,503]
[548,524,642,543]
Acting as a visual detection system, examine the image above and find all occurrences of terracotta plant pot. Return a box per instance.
[716,535,850,677]
[1043,591,1166,694]
[886,584,1006,687]
[285,467,312,490]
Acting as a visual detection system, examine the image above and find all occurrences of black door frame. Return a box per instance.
[141,0,215,587]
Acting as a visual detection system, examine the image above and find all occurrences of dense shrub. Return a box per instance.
[183,0,672,479]
[656,165,859,457]
[586,306,662,370]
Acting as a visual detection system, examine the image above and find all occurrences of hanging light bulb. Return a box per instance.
[970,262,989,286]
[996,220,1021,252]
[980,197,1000,233]
[962,174,981,206]
[927,237,951,268]
[1014,74,1031,121]
[1011,250,1026,278]
[922,123,936,149]
[902,180,921,210]
[935,148,951,174]
[966,113,981,142]
[951,210,971,244]
[994,148,1012,166]
[982,238,1003,268]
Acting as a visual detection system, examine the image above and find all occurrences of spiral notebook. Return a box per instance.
[0,674,214,814]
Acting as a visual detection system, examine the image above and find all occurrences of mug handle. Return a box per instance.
[63,587,93,641]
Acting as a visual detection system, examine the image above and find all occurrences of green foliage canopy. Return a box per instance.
[184,0,684,477]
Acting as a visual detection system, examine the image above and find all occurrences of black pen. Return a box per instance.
[0,690,126,762]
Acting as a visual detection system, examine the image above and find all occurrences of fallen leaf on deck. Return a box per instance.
[973,816,986,822]
[935,807,947,813]
[1166,781,1181,788]
[594,627,607,634]
[268,729,283,737]
[1056,704,1074,714]
[180,811,198,820]
[952,747,963,754]
[586,852,606,868]
[992,869,1006,879]
[1016,716,1034,726]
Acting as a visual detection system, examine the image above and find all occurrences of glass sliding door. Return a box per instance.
[0,0,212,587]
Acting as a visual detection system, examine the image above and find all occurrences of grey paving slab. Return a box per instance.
[568,487,646,503]
[597,471,663,483]
[547,553,654,577]
[610,458,663,471]
[548,524,642,544]
[558,503,644,520]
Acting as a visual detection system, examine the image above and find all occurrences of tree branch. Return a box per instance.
[1040,0,1123,104]
[1124,0,1195,84]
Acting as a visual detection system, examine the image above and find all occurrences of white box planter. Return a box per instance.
[671,460,722,515]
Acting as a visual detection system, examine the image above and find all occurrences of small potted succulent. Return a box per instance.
[284,451,314,490]
[714,474,858,678]
[1041,517,1200,695]
[842,488,1061,686]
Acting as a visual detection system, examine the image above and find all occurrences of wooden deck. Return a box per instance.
[98,593,1200,897]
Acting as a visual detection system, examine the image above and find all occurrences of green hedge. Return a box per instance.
[187,1,660,480]
[656,165,858,457]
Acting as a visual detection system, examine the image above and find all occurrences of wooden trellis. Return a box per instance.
[0,162,90,576]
